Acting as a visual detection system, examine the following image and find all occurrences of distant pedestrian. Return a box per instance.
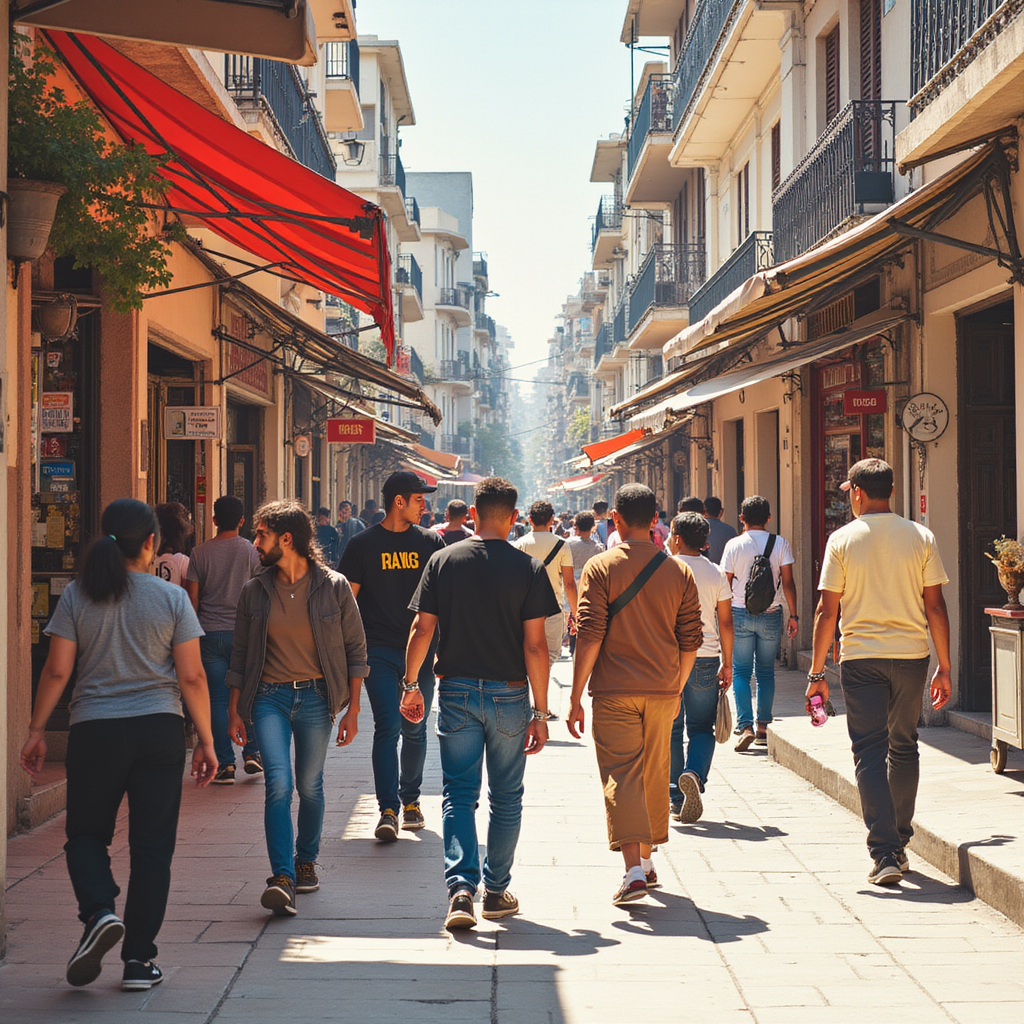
[704,496,738,564]
[806,459,951,886]
[567,512,603,656]
[434,499,474,545]
[402,477,558,930]
[153,502,193,588]
[359,499,378,524]
[185,496,262,783]
[652,509,670,550]
[667,513,733,823]
[227,501,368,917]
[20,498,216,992]
[592,500,611,546]
[568,484,702,905]
[335,501,365,560]
[677,496,706,515]
[720,496,799,750]
[314,507,341,568]
[339,472,445,840]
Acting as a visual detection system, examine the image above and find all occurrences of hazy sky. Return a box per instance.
[359,0,635,377]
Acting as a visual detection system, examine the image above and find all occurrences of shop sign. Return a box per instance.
[293,434,312,458]
[40,459,76,495]
[165,406,222,439]
[41,435,66,458]
[327,418,376,444]
[843,390,887,416]
[40,392,73,432]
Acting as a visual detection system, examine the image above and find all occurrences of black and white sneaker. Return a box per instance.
[261,874,297,916]
[122,960,164,991]
[444,889,477,931]
[867,854,903,885]
[895,848,910,873]
[66,910,125,987]
[481,890,519,920]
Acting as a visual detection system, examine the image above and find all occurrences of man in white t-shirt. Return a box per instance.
[806,459,951,886]
[668,513,733,823]
[720,495,799,750]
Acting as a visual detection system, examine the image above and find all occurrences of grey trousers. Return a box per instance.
[839,657,930,859]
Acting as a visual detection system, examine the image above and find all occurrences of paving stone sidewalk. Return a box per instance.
[3,659,1023,1024]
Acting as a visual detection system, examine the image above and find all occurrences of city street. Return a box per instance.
[4,661,1023,1024]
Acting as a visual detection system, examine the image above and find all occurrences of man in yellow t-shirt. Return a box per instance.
[806,458,952,888]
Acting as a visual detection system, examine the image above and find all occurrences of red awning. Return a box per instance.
[581,428,647,465]
[548,473,608,493]
[48,31,395,360]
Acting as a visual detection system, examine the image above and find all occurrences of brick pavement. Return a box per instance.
[3,659,1023,1024]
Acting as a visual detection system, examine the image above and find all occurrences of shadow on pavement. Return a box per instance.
[674,820,788,842]
[612,891,769,943]
[450,919,620,956]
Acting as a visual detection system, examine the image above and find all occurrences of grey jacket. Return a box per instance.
[226,562,369,723]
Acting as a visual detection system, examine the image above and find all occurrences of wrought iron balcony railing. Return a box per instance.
[438,286,471,309]
[473,254,488,281]
[627,74,674,180]
[440,433,474,457]
[379,150,406,196]
[439,357,473,381]
[772,102,897,264]
[626,243,706,335]
[224,55,336,179]
[613,293,628,346]
[592,195,624,251]
[687,232,771,323]
[404,195,420,227]
[396,253,422,302]
[594,323,610,368]
[324,38,360,95]
[475,311,496,342]
[672,0,745,132]
[409,346,425,383]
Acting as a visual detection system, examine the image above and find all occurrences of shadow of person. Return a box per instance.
[857,872,979,905]
[448,919,620,957]
[612,890,769,943]
[674,820,788,842]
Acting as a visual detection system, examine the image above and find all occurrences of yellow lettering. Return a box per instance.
[381,552,391,570]
[409,552,419,570]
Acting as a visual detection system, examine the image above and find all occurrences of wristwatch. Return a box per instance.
[400,678,420,693]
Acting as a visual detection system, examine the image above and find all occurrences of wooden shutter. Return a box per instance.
[771,121,781,193]
[825,26,840,124]
[859,0,882,102]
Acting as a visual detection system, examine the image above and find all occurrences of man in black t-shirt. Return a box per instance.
[339,472,445,842]
[403,477,559,932]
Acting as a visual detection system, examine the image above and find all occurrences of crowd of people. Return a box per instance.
[18,458,953,988]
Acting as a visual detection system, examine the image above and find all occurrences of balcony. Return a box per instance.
[440,434,475,460]
[405,196,421,230]
[626,73,683,204]
[475,311,496,345]
[626,243,706,349]
[323,39,362,133]
[224,56,336,179]
[592,195,624,269]
[437,286,473,326]
[409,346,425,384]
[439,356,473,382]
[899,0,1024,166]
[594,323,610,370]
[567,372,590,407]
[688,231,772,324]
[613,294,628,347]
[773,102,897,264]
[473,254,489,287]
[396,253,423,324]
[375,149,417,236]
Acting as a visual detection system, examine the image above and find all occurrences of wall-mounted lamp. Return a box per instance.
[35,292,78,341]
[341,134,365,166]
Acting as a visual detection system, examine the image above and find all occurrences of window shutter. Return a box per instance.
[825,26,840,124]
[771,121,782,193]
[859,0,882,102]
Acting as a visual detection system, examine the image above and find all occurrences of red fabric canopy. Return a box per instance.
[581,428,647,465]
[48,32,395,360]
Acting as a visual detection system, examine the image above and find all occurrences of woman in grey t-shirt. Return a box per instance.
[19,499,217,992]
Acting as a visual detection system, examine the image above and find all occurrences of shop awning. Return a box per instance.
[49,32,396,360]
[589,425,682,469]
[610,358,720,420]
[16,0,319,64]
[630,313,908,431]
[547,473,609,494]
[581,428,647,466]
[410,444,462,475]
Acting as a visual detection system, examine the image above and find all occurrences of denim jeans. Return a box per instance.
[251,682,332,880]
[202,631,258,768]
[364,644,436,812]
[670,657,720,799]
[732,607,783,729]
[436,678,531,895]
[840,657,929,859]
[64,714,184,963]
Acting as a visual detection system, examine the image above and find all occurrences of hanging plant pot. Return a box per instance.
[6,179,66,261]
[35,293,79,340]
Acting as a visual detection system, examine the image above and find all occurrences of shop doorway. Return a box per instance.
[227,400,263,537]
[957,300,1016,711]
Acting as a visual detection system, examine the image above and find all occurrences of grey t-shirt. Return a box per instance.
[45,573,205,726]
[186,535,262,632]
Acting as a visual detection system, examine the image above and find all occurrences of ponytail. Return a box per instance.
[80,498,158,603]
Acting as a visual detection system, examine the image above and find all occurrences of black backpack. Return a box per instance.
[744,534,777,616]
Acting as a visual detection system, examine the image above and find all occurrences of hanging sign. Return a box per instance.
[843,390,887,416]
[40,392,74,432]
[327,418,376,444]
[164,406,222,439]
[40,459,77,495]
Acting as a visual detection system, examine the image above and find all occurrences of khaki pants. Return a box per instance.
[592,694,677,850]
[544,612,564,666]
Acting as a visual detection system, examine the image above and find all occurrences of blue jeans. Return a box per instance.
[202,631,258,768]
[251,682,332,880]
[669,657,720,799]
[732,607,783,729]
[364,644,436,812]
[436,678,530,895]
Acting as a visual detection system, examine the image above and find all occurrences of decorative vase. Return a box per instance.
[7,180,66,261]
[996,565,1024,610]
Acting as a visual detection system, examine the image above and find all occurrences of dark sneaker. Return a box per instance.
[374,809,399,842]
[612,876,648,906]
[754,728,768,748]
[261,874,297,916]
[212,764,235,785]
[676,771,704,824]
[895,848,910,873]
[481,890,519,920]
[66,910,124,987]
[444,889,477,931]
[295,861,319,893]
[401,802,426,831]
[121,960,164,991]
[868,855,903,886]
[734,728,755,752]
[670,800,683,821]
[243,753,263,775]
[644,869,660,889]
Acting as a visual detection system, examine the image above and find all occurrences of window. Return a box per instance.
[859,0,882,102]
[824,26,841,124]
[771,121,782,193]
[736,161,750,243]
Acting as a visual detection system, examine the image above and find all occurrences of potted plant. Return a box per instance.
[7,33,179,310]
[986,536,1024,609]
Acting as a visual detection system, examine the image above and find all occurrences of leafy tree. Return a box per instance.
[567,407,590,447]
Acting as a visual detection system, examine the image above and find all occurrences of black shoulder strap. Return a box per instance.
[542,538,565,567]
[607,550,668,623]
[763,533,777,559]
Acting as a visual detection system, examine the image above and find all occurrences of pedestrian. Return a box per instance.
[667,513,734,823]
[567,512,603,656]
[720,496,799,750]
[359,498,378,524]
[314,507,341,568]
[592,499,611,546]
[401,477,558,930]
[568,484,703,905]
[153,502,193,588]
[227,500,368,916]
[806,459,952,885]
[677,496,705,515]
[704,496,738,564]
[434,498,474,545]
[19,498,217,992]
[184,495,263,784]
[652,509,670,550]
[338,471,446,840]
[514,500,578,672]
[335,500,365,560]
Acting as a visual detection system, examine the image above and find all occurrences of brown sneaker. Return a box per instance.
[260,875,297,916]
[734,728,755,752]
[295,861,319,893]
[481,890,519,920]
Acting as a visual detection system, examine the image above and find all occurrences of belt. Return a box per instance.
[262,677,323,689]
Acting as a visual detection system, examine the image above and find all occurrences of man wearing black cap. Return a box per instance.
[339,471,445,841]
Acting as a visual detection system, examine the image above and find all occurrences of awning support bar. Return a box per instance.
[888,219,1024,281]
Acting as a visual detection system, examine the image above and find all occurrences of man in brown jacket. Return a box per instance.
[568,484,703,906]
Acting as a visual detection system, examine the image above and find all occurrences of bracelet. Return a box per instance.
[400,679,420,693]
[789,614,799,620]
[532,708,551,721]
[807,670,827,682]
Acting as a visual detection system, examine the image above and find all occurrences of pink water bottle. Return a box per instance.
[809,695,828,728]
